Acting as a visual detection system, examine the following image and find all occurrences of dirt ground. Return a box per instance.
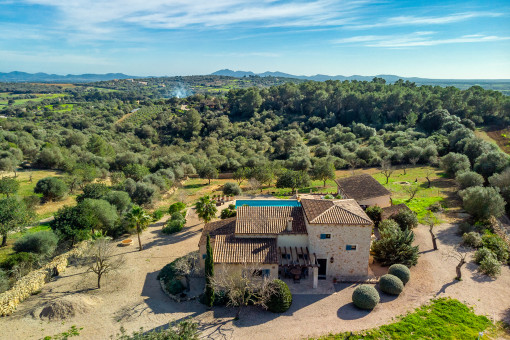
[2,209,510,340]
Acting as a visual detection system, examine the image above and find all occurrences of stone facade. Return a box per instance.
[0,242,88,316]
[306,222,372,278]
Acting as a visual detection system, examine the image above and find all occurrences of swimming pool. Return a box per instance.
[235,199,301,208]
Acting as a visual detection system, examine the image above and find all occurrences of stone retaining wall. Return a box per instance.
[0,242,88,316]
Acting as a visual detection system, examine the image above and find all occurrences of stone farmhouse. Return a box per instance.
[198,195,376,288]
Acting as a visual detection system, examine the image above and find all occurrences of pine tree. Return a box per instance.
[204,234,215,307]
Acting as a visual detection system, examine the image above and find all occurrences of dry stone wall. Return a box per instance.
[0,242,88,316]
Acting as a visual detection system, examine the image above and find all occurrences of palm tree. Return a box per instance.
[195,195,217,223]
[126,205,152,251]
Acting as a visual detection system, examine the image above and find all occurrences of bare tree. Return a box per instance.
[82,238,124,289]
[425,168,434,188]
[211,261,275,320]
[443,246,469,280]
[404,184,420,201]
[380,159,394,184]
[248,178,261,193]
[409,157,419,168]
[401,163,408,175]
[173,251,199,292]
[423,212,438,250]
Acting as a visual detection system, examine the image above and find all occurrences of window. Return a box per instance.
[320,233,331,239]
[262,269,270,278]
[202,254,206,259]
[346,244,357,251]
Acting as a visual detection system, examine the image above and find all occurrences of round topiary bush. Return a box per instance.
[352,285,380,310]
[388,264,411,285]
[266,279,292,313]
[223,182,242,196]
[379,274,404,295]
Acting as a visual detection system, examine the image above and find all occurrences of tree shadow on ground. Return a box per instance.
[435,225,462,246]
[436,279,460,295]
[183,183,207,190]
[142,226,202,250]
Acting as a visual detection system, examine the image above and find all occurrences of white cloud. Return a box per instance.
[333,32,510,48]
[346,12,503,30]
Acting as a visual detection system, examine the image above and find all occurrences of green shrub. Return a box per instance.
[0,252,38,270]
[324,194,334,199]
[388,264,411,285]
[352,285,380,310]
[34,177,68,201]
[151,210,164,222]
[474,248,495,265]
[481,233,509,263]
[266,279,292,313]
[366,206,382,226]
[462,232,482,248]
[0,269,9,293]
[166,279,185,295]
[371,229,419,267]
[168,202,186,214]
[479,255,501,277]
[457,222,475,235]
[220,205,236,219]
[393,209,418,230]
[223,182,242,196]
[379,274,404,295]
[13,231,58,256]
[378,219,399,233]
[157,261,177,281]
[162,220,184,234]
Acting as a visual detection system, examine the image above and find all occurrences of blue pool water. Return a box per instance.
[235,199,301,208]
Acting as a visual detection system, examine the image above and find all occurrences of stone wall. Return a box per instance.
[0,242,88,316]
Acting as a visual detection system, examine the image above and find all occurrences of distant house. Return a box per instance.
[198,198,373,287]
[335,174,391,208]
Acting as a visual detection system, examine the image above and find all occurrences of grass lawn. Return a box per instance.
[0,224,51,263]
[2,169,77,220]
[369,166,455,222]
[315,298,498,340]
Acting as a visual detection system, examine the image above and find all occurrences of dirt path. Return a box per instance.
[2,214,509,339]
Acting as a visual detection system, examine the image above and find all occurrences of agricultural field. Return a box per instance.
[484,127,510,155]
[0,93,67,109]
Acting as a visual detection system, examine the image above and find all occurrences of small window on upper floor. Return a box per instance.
[346,244,357,251]
[320,233,331,239]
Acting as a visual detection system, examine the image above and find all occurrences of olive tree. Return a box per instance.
[459,186,505,221]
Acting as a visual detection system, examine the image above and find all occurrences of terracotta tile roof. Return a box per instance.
[301,199,373,225]
[335,174,391,201]
[199,217,236,246]
[381,203,411,221]
[235,206,307,235]
[213,235,278,264]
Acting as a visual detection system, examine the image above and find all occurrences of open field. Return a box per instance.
[0,224,51,263]
[0,93,67,109]
[3,170,77,218]
[484,127,510,155]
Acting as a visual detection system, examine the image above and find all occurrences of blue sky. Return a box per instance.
[0,0,509,78]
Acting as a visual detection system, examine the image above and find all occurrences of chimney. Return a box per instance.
[286,217,293,232]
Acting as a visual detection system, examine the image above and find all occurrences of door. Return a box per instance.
[317,259,327,280]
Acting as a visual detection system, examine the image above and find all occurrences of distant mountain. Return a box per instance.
[211,69,510,84]
[0,71,141,83]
